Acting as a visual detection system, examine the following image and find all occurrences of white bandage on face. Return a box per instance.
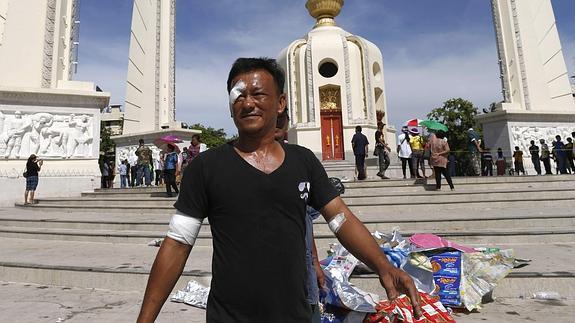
[229,80,246,117]
[166,211,204,246]
[328,213,347,234]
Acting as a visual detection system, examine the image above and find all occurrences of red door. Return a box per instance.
[321,111,344,161]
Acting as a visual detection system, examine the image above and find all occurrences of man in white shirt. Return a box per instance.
[128,154,138,187]
[397,126,413,179]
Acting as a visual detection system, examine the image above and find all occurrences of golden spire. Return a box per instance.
[305,0,344,28]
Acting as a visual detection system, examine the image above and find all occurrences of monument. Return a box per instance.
[478,0,575,161]
[0,0,110,206]
[113,0,198,166]
[278,0,395,162]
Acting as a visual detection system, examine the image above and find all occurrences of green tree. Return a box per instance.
[99,124,116,157]
[189,123,231,148]
[99,124,116,169]
[427,98,481,176]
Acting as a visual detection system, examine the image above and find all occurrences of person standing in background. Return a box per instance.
[496,148,506,176]
[529,140,541,175]
[351,125,369,180]
[188,134,208,162]
[154,153,164,186]
[163,144,179,197]
[397,126,413,179]
[565,138,575,173]
[513,146,525,175]
[553,135,568,174]
[136,139,153,186]
[540,139,552,175]
[408,128,424,178]
[374,122,390,179]
[24,154,43,204]
[467,128,482,176]
[119,160,128,188]
[482,148,494,176]
[429,131,454,191]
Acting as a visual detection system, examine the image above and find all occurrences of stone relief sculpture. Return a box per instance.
[0,110,94,159]
[64,114,93,158]
[29,113,54,155]
[4,111,31,158]
[511,125,575,155]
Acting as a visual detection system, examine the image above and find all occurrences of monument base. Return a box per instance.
[112,128,202,170]
[477,110,575,174]
[0,86,110,206]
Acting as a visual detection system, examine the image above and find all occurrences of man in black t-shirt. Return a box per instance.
[352,125,369,180]
[137,58,422,323]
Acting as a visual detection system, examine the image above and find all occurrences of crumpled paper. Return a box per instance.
[171,280,210,309]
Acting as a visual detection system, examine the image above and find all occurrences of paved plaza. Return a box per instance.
[1,174,575,321]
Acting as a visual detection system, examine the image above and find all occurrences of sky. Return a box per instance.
[75,0,575,136]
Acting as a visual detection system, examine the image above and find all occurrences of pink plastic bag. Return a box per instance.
[409,234,475,253]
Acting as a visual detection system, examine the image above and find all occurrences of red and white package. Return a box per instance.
[364,292,456,323]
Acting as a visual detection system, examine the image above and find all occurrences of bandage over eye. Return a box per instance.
[328,213,347,234]
[229,80,246,117]
[166,211,203,246]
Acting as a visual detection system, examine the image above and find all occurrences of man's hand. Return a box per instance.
[320,197,422,319]
[379,266,422,314]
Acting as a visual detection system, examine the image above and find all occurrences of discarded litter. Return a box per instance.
[364,291,456,323]
[147,238,163,247]
[171,280,210,309]
[532,291,562,300]
[409,233,476,253]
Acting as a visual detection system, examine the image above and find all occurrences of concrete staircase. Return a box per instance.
[1,172,575,301]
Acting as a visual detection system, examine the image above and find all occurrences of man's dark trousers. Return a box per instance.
[532,157,541,175]
[355,154,366,180]
[541,157,552,175]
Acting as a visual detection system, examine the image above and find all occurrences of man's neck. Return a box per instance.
[235,132,278,153]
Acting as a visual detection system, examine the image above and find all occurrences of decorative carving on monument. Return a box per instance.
[510,125,575,155]
[41,0,57,88]
[0,110,94,159]
[305,36,315,124]
[3,111,31,158]
[341,35,353,123]
[319,87,341,111]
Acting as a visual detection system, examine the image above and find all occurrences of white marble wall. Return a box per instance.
[0,109,94,159]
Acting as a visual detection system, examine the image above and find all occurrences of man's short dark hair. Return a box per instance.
[355,125,362,132]
[139,139,144,145]
[192,134,200,141]
[227,58,285,94]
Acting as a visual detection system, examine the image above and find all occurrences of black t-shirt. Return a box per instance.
[26,161,40,177]
[352,133,369,156]
[375,130,384,147]
[174,142,338,322]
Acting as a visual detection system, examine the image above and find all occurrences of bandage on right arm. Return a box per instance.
[166,211,204,246]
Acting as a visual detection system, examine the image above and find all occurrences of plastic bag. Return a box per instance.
[460,249,514,311]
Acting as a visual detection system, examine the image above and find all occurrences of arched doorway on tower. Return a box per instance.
[320,86,344,161]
